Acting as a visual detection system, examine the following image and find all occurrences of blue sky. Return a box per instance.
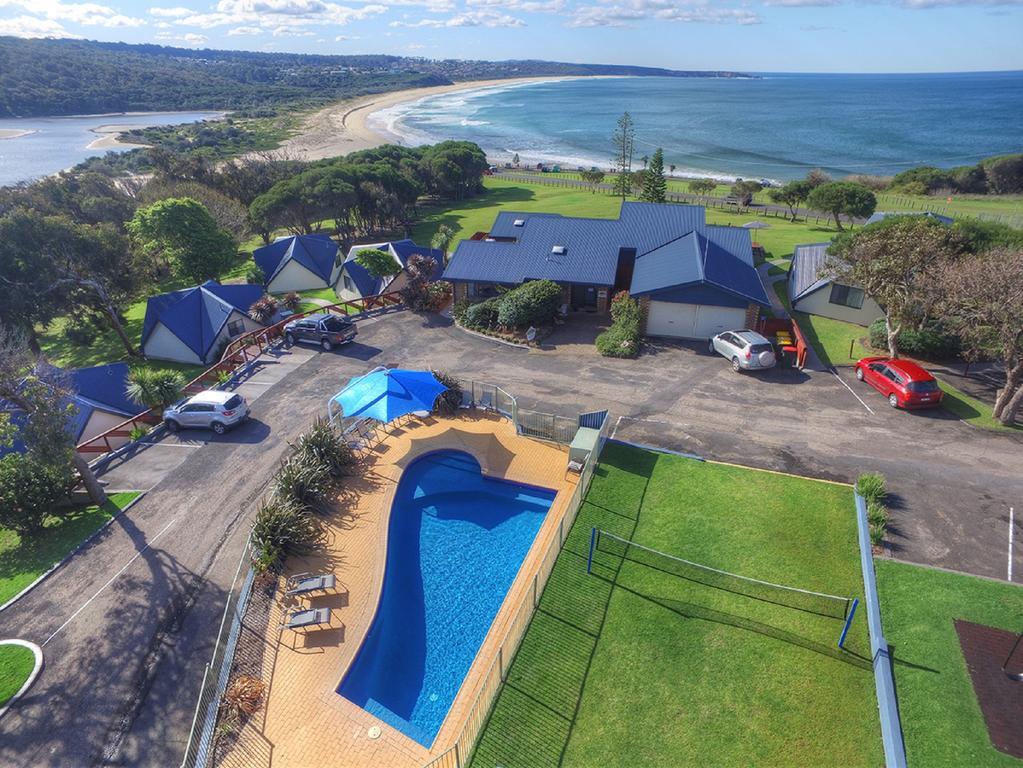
[0,0,1020,72]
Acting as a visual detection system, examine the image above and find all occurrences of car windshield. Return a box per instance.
[750,343,773,354]
[322,316,351,331]
[224,395,243,409]
[907,380,939,393]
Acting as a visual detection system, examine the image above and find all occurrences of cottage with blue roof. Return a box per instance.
[442,202,770,340]
[253,233,342,295]
[141,280,265,365]
[788,243,884,326]
[336,240,445,302]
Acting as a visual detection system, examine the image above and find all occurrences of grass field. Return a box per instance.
[0,491,140,606]
[470,443,881,768]
[875,560,1023,768]
[0,644,36,707]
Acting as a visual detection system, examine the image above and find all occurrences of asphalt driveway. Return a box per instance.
[0,309,1019,767]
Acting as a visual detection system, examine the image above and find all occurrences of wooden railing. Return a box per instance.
[75,291,403,458]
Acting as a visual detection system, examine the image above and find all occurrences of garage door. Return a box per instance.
[646,301,746,339]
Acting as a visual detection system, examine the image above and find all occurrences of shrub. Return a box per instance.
[294,418,356,479]
[245,264,266,285]
[869,522,885,547]
[431,370,463,414]
[867,500,889,528]
[596,325,640,358]
[464,297,501,329]
[496,279,562,328]
[250,496,322,572]
[248,295,279,324]
[129,425,150,441]
[452,298,473,324]
[271,455,335,514]
[280,292,301,312]
[355,248,400,279]
[399,254,440,311]
[221,675,266,725]
[610,291,640,327]
[0,453,70,536]
[127,368,186,409]
[867,319,961,360]
[856,472,887,504]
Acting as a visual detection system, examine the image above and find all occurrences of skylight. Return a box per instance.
[513,219,525,227]
[552,245,566,255]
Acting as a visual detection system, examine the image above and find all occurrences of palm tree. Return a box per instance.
[430,225,456,265]
[126,368,187,410]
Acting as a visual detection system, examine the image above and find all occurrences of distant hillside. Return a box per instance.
[0,37,753,118]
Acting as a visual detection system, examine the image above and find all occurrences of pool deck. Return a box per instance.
[221,411,576,768]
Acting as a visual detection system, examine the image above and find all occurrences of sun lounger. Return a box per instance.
[460,389,474,408]
[285,573,337,596]
[282,606,332,633]
[478,391,494,411]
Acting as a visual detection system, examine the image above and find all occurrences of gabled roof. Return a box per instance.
[253,233,339,285]
[443,201,767,304]
[69,363,143,420]
[789,243,834,303]
[343,240,444,297]
[141,280,263,359]
[865,211,954,226]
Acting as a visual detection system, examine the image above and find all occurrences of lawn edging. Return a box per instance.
[854,492,908,768]
[0,491,146,615]
[0,640,43,720]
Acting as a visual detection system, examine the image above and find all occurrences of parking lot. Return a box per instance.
[1,308,1019,767]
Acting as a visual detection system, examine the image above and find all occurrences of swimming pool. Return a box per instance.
[338,450,556,747]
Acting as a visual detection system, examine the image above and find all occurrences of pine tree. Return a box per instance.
[610,112,635,199]
[641,148,667,203]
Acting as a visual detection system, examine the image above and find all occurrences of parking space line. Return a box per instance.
[1010,507,1015,582]
[42,517,180,647]
[830,369,875,414]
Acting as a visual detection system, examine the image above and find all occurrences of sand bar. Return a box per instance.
[0,128,36,140]
[274,76,595,162]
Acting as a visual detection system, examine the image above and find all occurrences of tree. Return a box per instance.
[611,112,636,200]
[398,254,439,311]
[930,247,1023,425]
[669,164,677,175]
[640,148,667,203]
[128,198,238,284]
[731,180,762,208]
[0,454,71,536]
[354,248,401,280]
[806,182,877,230]
[249,177,325,238]
[825,216,968,357]
[640,155,649,169]
[805,168,832,188]
[430,224,456,264]
[952,219,1023,252]
[689,179,716,195]
[141,179,250,238]
[768,180,813,222]
[580,170,606,190]
[512,153,520,167]
[125,367,187,410]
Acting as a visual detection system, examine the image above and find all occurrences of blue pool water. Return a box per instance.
[337,450,555,747]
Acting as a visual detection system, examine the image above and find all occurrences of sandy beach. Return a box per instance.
[0,128,36,140]
[87,124,150,150]
[273,76,593,162]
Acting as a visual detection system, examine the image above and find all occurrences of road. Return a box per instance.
[0,309,1020,766]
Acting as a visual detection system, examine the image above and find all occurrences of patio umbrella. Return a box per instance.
[742,221,770,233]
[332,368,447,424]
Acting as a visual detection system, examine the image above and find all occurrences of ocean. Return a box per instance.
[0,111,223,187]
[368,72,1023,182]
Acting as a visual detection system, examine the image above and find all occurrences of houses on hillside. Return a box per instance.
[442,202,770,340]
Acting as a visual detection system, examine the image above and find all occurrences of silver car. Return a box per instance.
[709,330,777,372]
[163,390,249,435]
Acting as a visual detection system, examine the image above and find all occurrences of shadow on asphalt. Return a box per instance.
[204,418,272,445]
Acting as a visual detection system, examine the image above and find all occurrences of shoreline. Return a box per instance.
[273,76,606,162]
[0,129,36,140]
[86,111,227,150]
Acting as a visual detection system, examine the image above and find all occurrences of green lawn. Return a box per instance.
[875,560,1023,768]
[471,444,880,768]
[0,644,36,707]
[0,491,140,606]
[937,380,1022,432]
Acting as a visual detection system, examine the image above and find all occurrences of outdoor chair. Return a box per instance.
[478,391,494,411]
[459,389,474,409]
[285,572,337,597]
[281,606,334,634]
[566,458,585,477]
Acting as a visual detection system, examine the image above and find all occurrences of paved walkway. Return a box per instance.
[755,261,829,373]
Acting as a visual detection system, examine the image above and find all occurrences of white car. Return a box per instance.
[709,330,777,372]
[163,390,250,434]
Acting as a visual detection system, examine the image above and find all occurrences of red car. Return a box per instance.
[854,357,944,409]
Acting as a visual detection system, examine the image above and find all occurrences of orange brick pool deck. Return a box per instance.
[224,412,576,768]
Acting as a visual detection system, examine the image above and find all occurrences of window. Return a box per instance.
[322,316,351,332]
[829,283,865,309]
[343,275,353,291]
[224,395,243,410]
[227,318,246,337]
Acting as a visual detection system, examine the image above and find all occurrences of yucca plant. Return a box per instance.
[295,418,356,479]
[272,454,335,514]
[280,292,302,312]
[431,370,462,414]
[248,295,279,324]
[250,496,322,571]
[126,367,186,409]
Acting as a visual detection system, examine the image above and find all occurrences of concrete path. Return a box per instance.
[0,310,1020,766]
[755,261,829,373]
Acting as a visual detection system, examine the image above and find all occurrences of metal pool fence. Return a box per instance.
[421,408,611,768]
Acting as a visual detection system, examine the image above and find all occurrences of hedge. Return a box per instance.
[868,319,961,359]
[496,279,562,328]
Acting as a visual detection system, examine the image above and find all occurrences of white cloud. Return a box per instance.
[0,13,78,35]
[270,22,314,32]
[171,0,386,29]
[0,0,146,26]
[148,5,193,16]
[334,32,359,37]
[466,0,565,10]
[567,0,760,27]
[227,23,262,31]
[390,8,525,25]
[156,28,207,42]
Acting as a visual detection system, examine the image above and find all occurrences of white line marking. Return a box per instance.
[610,415,624,440]
[42,517,179,647]
[1009,507,1015,582]
[831,370,875,414]
[147,442,204,449]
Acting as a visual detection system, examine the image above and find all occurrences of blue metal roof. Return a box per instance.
[444,202,767,304]
[69,363,143,418]
[789,243,833,303]
[344,241,444,297]
[253,233,338,285]
[141,281,263,359]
